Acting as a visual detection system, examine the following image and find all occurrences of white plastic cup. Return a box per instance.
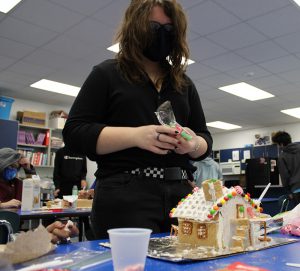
[107,228,152,271]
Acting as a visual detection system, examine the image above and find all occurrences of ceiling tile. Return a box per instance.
[186,62,219,81]
[0,37,35,59]
[8,61,54,78]
[274,31,300,54]
[236,40,289,63]
[202,52,252,72]
[0,55,16,70]
[207,22,267,50]
[259,55,300,73]
[49,0,113,16]
[186,1,240,36]
[11,0,84,32]
[248,5,300,38]
[43,35,102,59]
[224,65,271,80]
[92,0,130,29]
[22,48,78,69]
[0,16,57,47]
[64,18,115,48]
[189,37,227,61]
[214,0,289,20]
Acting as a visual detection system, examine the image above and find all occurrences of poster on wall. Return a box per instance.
[254,134,271,145]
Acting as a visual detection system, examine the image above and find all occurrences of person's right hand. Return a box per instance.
[135,125,179,155]
[0,199,21,208]
[46,220,79,244]
[54,189,60,197]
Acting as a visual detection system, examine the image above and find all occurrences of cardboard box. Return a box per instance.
[21,178,41,211]
[77,199,93,208]
[17,111,46,127]
[48,117,66,129]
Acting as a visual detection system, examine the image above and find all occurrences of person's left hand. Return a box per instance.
[46,220,79,244]
[173,127,198,154]
[19,157,31,169]
[81,180,88,190]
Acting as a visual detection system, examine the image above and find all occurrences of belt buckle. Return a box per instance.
[164,167,182,181]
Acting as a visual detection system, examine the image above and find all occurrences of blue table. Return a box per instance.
[50,233,300,271]
[8,208,91,241]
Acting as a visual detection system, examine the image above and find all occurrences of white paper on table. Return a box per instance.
[0,225,55,264]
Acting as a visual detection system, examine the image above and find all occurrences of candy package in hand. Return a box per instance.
[155,101,192,141]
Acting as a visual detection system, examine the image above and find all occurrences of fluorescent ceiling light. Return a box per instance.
[107,43,120,53]
[207,121,241,130]
[0,0,22,13]
[292,0,300,7]
[30,79,80,97]
[107,43,195,65]
[218,82,274,101]
[281,107,300,119]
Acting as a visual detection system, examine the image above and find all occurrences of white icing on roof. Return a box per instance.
[171,186,260,222]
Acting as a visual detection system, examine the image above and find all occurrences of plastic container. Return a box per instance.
[107,228,152,271]
[0,96,14,120]
[72,185,78,196]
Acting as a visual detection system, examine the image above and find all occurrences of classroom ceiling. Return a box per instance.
[0,0,300,134]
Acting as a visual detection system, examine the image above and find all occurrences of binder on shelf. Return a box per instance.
[44,130,50,146]
[17,130,26,144]
[35,133,46,145]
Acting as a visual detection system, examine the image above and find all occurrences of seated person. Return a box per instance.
[0,148,36,209]
[46,220,79,244]
[0,148,79,244]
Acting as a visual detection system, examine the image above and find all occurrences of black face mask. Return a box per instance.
[143,21,174,62]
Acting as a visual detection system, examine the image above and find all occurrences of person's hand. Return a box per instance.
[135,125,179,155]
[78,189,94,199]
[0,199,21,208]
[78,190,88,199]
[81,180,88,190]
[173,127,198,154]
[54,189,60,198]
[87,189,94,199]
[18,157,31,170]
[46,220,79,244]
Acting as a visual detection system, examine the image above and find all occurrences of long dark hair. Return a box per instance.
[115,0,189,92]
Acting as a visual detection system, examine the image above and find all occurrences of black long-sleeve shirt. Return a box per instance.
[53,147,87,190]
[63,59,212,178]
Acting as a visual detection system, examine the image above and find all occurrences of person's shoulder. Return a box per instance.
[93,59,117,71]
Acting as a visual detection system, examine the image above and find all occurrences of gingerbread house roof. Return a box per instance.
[170,186,261,222]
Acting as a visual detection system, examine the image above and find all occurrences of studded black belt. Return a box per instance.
[125,167,188,181]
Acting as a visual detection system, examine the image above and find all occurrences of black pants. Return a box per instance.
[90,173,192,239]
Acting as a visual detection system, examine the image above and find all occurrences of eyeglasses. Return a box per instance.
[150,21,174,33]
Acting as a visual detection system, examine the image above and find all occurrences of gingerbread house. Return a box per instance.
[170,179,265,251]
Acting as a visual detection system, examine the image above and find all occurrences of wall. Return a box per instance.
[8,97,97,186]
[8,97,300,184]
[213,122,300,150]
[10,98,69,127]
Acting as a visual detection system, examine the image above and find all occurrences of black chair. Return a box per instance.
[0,210,20,244]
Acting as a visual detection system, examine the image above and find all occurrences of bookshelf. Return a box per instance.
[17,124,63,167]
